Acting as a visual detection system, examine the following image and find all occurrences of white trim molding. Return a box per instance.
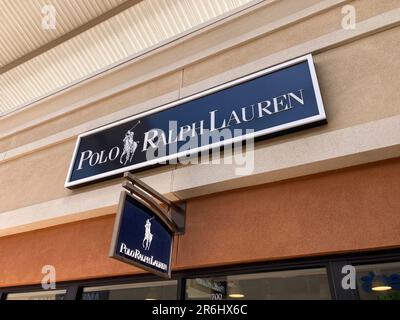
[0,0,349,141]
[0,0,271,118]
[64,54,326,188]
[180,7,400,97]
[0,115,399,237]
[1,8,399,164]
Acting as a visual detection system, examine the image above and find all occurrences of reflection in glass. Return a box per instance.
[7,290,66,300]
[356,262,400,300]
[81,280,177,300]
[186,268,331,300]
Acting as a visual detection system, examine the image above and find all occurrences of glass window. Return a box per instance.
[81,280,177,300]
[356,261,400,300]
[7,290,66,300]
[186,268,331,300]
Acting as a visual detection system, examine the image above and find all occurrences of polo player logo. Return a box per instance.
[120,121,141,166]
[142,217,154,251]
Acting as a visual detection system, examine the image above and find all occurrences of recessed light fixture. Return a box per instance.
[228,293,245,299]
[372,285,392,292]
[371,274,392,292]
[145,287,159,300]
[228,281,245,299]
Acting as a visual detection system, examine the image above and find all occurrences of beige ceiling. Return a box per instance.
[0,0,255,116]
[0,0,128,68]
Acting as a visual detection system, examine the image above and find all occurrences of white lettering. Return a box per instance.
[273,94,288,112]
[98,150,107,164]
[341,265,356,290]
[191,120,205,137]
[341,5,356,30]
[226,110,241,127]
[89,152,100,166]
[241,105,255,122]
[77,150,92,170]
[41,265,56,290]
[142,129,159,151]
[119,243,168,271]
[109,146,120,161]
[288,89,305,107]
[179,125,192,141]
[209,109,226,131]
[257,100,272,117]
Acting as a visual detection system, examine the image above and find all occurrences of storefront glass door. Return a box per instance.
[186,268,331,300]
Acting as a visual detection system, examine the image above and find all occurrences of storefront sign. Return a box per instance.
[109,191,173,278]
[65,54,326,188]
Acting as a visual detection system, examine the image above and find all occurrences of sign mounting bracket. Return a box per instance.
[122,172,186,235]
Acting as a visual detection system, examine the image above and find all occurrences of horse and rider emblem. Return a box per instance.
[120,120,141,166]
[143,217,154,251]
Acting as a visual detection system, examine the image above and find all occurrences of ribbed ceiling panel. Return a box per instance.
[0,0,254,115]
[0,0,127,67]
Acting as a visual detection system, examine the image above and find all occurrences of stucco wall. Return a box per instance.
[0,157,399,287]
[0,25,399,213]
[0,0,399,287]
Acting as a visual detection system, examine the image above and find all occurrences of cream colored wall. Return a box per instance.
[0,72,182,152]
[0,0,399,235]
[182,0,400,87]
[4,0,399,149]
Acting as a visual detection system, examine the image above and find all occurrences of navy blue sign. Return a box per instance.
[66,55,326,188]
[109,192,173,277]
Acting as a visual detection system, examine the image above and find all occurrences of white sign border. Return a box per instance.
[109,191,174,278]
[65,54,326,188]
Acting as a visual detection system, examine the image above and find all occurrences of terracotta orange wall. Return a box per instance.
[177,157,400,268]
[1,158,400,287]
